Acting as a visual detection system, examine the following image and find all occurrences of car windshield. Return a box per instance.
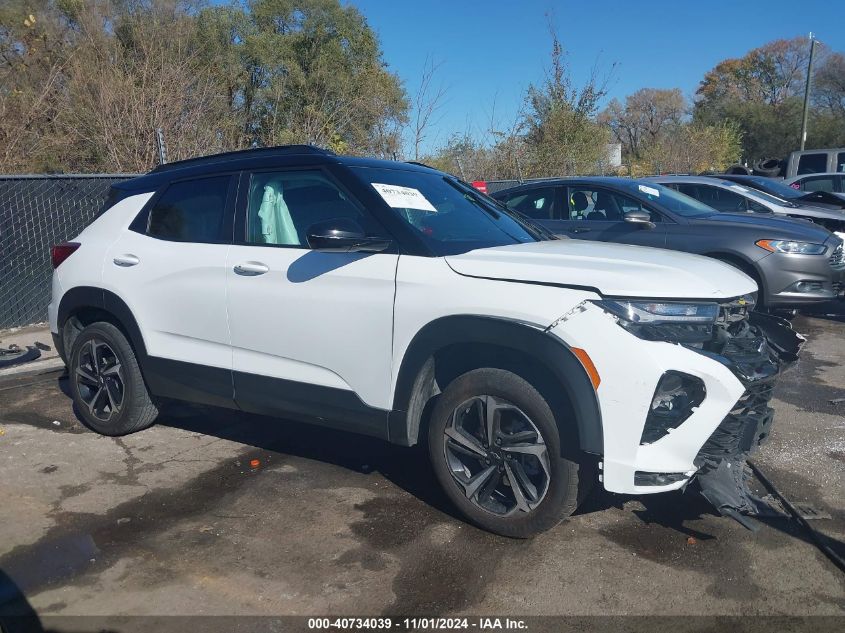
[715,181,788,207]
[731,177,804,203]
[618,180,715,217]
[351,166,542,255]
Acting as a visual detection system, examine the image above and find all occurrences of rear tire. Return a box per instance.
[69,322,158,436]
[428,368,580,538]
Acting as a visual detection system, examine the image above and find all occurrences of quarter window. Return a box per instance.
[147,176,230,243]
[245,170,381,247]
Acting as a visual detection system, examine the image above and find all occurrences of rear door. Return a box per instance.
[101,174,236,407]
[555,185,667,247]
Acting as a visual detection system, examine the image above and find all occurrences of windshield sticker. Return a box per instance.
[371,183,437,212]
[638,184,660,197]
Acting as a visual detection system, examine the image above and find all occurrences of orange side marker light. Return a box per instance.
[571,347,601,390]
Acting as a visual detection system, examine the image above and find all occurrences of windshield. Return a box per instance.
[351,166,541,255]
[619,180,715,217]
[731,177,803,203]
[717,181,787,207]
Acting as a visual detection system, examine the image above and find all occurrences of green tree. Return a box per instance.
[0,0,408,172]
[693,36,845,161]
[520,27,612,176]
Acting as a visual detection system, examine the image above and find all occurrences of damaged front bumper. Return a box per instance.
[693,312,804,526]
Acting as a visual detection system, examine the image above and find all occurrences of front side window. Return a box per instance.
[350,166,538,256]
[797,153,827,175]
[567,187,661,222]
[502,187,557,220]
[245,170,383,247]
[837,152,845,173]
[147,176,230,242]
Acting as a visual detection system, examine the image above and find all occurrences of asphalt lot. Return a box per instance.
[0,307,843,624]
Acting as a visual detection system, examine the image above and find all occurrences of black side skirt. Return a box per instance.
[142,356,389,440]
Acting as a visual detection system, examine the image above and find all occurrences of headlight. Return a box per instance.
[592,299,719,345]
[755,239,826,255]
[593,300,719,324]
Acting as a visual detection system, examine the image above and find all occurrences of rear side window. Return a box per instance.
[837,152,845,173]
[797,153,827,175]
[501,187,557,220]
[146,176,230,243]
[801,176,835,193]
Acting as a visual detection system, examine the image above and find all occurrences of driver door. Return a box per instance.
[225,167,398,431]
[558,186,667,247]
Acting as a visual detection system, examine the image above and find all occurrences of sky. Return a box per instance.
[346,0,845,154]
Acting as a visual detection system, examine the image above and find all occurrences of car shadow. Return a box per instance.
[797,300,845,323]
[0,569,45,632]
[286,250,372,283]
[153,401,464,522]
[60,380,845,559]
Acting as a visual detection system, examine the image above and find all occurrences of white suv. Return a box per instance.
[48,146,800,537]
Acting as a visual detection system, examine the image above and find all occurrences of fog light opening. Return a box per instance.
[640,371,706,445]
[634,471,690,486]
[786,280,825,294]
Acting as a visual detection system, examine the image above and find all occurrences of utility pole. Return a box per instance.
[800,33,817,151]
[156,128,168,165]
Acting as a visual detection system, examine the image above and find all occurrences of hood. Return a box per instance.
[797,191,845,210]
[701,212,833,241]
[445,240,757,300]
[775,202,845,222]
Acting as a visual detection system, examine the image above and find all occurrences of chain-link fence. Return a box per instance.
[0,175,133,329]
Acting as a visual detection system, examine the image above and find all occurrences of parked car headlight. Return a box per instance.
[592,299,719,345]
[593,300,719,324]
[755,239,826,255]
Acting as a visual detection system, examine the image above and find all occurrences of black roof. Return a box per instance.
[149,144,333,173]
[118,145,438,192]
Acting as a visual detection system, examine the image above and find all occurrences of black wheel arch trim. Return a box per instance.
[58,286,149,359]
[389,315,604,455]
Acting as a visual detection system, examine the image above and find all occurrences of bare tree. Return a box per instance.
[411,56,448,160]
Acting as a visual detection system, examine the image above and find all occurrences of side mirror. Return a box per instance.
[624,210,656,229]
[306,218,391,253]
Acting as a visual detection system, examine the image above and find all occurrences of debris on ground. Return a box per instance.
[0,343,42,368]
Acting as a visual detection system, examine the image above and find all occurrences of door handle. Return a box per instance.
[113,254,140,267]
[569,227,591,234]
[234,262,269,276]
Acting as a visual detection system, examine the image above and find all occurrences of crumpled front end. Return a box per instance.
[693,310,804,526]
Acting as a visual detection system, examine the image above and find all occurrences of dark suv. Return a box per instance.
[492,177,844,309]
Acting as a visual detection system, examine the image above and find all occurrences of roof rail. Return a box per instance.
[150,145,335,173]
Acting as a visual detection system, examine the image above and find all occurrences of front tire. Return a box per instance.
[428,368,580,538]
[69,322,158,436]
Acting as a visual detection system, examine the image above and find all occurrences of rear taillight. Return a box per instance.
[51,242,80,269]
[471,180,488,194]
